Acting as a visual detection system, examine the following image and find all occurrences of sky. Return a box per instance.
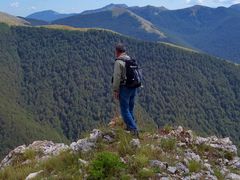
[1,0,240,17]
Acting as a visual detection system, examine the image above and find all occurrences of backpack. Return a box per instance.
[117,58,142,88]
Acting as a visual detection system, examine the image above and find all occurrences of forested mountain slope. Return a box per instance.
[0,23,240,159]
[53,8,167,42]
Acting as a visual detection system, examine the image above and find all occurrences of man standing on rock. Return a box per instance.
[112,43,142,137]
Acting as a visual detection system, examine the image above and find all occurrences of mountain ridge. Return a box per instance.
[0,126,239,179]
[1,24,240,160]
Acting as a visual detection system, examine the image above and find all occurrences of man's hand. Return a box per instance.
[114,91,119,100]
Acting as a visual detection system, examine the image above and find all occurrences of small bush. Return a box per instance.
[88,151,126,179]
[160,138,176,152]
[188,160,202,173]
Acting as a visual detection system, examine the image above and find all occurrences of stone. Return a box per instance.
[185,151,201,162]
[89,129,103,142]
[220,167,230,176]
[205,174,218,180]
[28,141,69,156]
[204,163,214,174]
[190,173,203,179]
[226,173,240,180]
[70,138,95,152]
[160,177,169,180]
[103,135,114,143]
[0,145,26,169]
[195,137,208,145]
[78,158,88,166]
[177,142,186,147]
[25,170,43,180]
[130,139,140,148]
[176,126,184,133]
[176,162,189,173]
[149,160,168,170]
[167,166,177,174]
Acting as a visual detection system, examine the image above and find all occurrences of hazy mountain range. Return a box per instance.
[20,3,240,63]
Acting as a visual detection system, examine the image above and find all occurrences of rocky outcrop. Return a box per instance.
[0,141,69,169]
[0,126,239,179]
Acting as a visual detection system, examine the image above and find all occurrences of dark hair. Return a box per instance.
[115,43,126,53]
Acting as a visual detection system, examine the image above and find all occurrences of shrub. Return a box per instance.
[160,138,176,152]
[88,151,126,179]
[188,160,202,173]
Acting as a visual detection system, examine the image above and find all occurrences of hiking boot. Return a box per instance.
[130,130,140,139]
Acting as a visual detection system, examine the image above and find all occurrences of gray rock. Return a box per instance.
[103,135,115,143]
[149,160,168,170]
[160,177,169,180]
[190,172,203,179]
[70,138,95,152]
[167,166,177,174]
[205,174,218,180]
[28,141,69,156]
[25,170,43,180]
[176,162,189,173]
[78,158,88,166]
[204,163,214,174]
[0,145,26,169]
[185,150,201,162]
[195,137,208,145]
[226,173,240,180]
[130,139,140,148]
[220,167,230,176]
[89,129,103,142]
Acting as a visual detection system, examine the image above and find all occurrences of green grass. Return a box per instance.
[88,151,126,179]
[160,138,176,152]
[188,160,202,173]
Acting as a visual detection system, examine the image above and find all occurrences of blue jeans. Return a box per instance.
[119,86,138,131]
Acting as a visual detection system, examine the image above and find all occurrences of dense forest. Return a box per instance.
[0,23,240,158]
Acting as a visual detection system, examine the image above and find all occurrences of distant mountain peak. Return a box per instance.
[0,11,30,26]
[81,3,128,15]
[230,3,240,11]
[104,3,128,9]
[26,10,76,22]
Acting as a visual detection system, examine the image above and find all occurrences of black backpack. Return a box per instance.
[117,58,142,88]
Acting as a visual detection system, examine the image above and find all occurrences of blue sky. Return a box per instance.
[1,0,240,17]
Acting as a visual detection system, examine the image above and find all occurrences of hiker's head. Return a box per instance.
[115,43,126,57]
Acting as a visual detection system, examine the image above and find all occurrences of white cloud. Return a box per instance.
[30,6,36,10]
[10,2,19,8]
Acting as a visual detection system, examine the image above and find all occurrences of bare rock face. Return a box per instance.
[0,145,26,169]
[0,127,239,179]
[70,138,95,152]
[70,129,104,152]
[195,136,238,155]
[28,141,69,156]
[185,150,201,162]
[226,173,240,180]
[0,141,69,170]
[25,170,43,180]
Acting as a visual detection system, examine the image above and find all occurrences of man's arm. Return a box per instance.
[112,60,122,97]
